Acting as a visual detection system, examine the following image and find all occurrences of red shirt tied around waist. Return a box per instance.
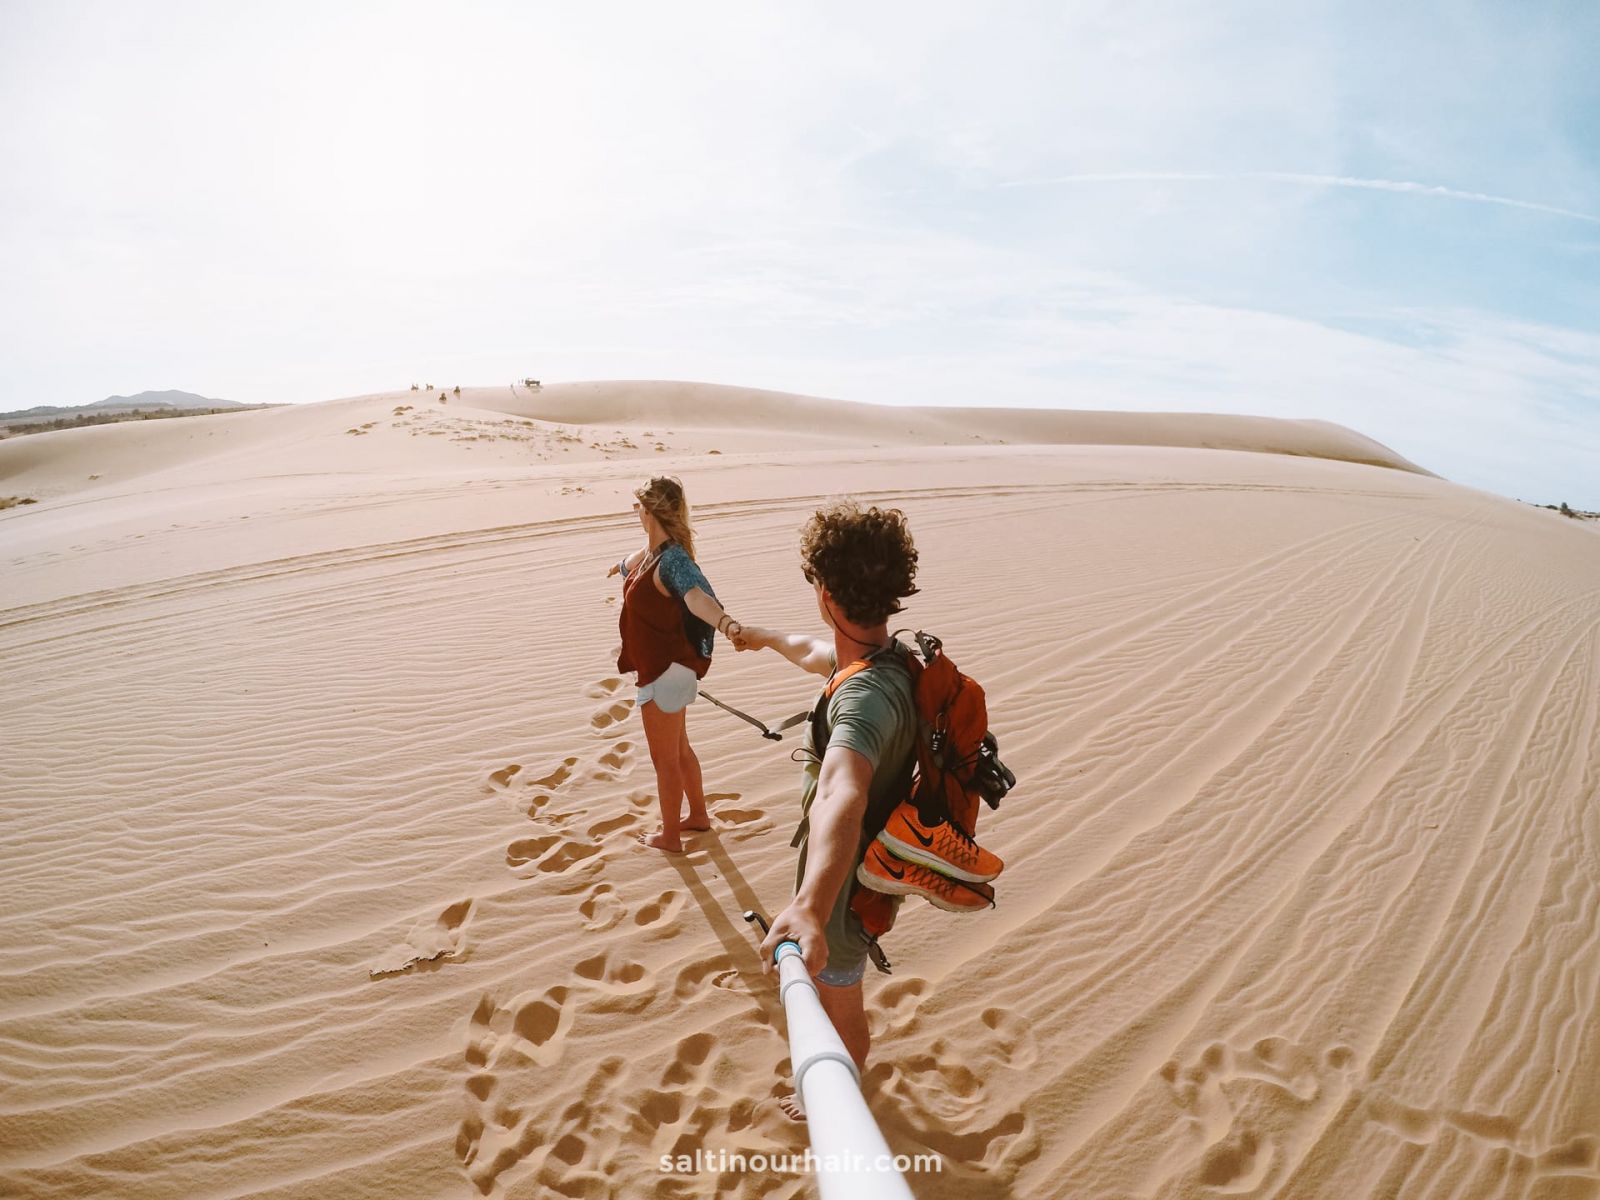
[608,476,741,857]
[618,543,713,686]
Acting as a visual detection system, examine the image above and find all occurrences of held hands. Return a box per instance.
[718,614,762,651]
[726,621,768,652]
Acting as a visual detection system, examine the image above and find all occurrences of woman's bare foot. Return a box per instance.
[638,830,685,853]
[679,816,713,833]
[777,1094,807,1122]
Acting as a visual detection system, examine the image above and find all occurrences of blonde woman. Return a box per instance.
[608,476,742,853]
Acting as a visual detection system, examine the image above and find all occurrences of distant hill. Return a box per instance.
[1,390,244,422]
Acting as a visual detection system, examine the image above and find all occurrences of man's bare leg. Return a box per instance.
[779,978,870,1121]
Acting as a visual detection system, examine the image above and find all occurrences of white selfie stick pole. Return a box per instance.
[772,938,916,1200]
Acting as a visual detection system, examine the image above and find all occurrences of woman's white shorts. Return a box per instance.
[637,662,699,714]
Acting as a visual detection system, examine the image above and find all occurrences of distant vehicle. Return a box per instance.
[521,378,542,390]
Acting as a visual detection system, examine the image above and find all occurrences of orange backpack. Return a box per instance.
[701,631,1016,959]
[816,632,1016,940]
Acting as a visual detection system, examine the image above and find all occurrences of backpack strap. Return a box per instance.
[789,642,913,849]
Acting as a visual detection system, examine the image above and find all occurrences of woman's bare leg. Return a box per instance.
[678,718,709,830]
[638,700,687,852]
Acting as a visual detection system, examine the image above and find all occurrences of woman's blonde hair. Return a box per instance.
[636,475,696,560]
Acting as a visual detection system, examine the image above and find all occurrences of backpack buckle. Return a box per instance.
[865,936,893,975]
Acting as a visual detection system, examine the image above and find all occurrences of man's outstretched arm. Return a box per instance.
[736,626,834,677]
[760,744,872,975]
[736,630,838,678]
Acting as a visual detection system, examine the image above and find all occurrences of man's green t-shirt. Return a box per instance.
[794,644,918,863]
[792,644,918,976]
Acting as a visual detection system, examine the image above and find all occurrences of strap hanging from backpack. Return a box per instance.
[697,690,811,741]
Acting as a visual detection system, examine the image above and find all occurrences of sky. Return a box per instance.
[2,0,1597,506]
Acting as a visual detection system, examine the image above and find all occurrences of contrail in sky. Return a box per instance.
[995,171,1600,225]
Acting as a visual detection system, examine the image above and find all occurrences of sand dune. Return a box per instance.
[1,381,1596,1199]
[0,379,1427,509]
[488,380,1432,473]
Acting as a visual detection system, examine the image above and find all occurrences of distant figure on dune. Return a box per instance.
[609,476,740,853]
[732,501,926,1117]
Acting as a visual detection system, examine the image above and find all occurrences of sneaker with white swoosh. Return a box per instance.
[857,841,996,911]
[877,804,1004,883]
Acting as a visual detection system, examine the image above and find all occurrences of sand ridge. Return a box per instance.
[1,381,1597,1199]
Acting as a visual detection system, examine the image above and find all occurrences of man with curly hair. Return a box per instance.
[732,499,925,1116]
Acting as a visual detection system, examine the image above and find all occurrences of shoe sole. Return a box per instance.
[856,861,994,912]
[878,832,1002,883]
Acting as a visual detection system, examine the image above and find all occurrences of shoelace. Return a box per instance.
[873,847,991,904]
[930,816,980,864]
[899,857,966,893]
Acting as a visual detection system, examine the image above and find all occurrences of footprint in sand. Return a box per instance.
[574,951,656,1013]
[660,1031,717,1088]
[1194,1128,1273,1193]
[574,951,650,987]
[1156,1035,1358,1193]
[591,741,637,782]
[590,699,634,731]
[583,676,624,699]
[489,755,585,824]
[847,991,1036,1160]
[505,832,601,875]
[456,990,591,1194]
[871,976,930,1039]
[711,805,766,833]
[976,1005,1040,1070]
[499,745,658,876]
[1160,1037,1337,1114]
[865,1047,1028,1163]
[574,884,680,935]
[487,756,575,795]
[523,1057,631,1190]
[528,758,578,789]
[896,1050,986,1116]
[456,1002,496,1172]
[519,793,560,821]
[541,840,602,874]
[505,834,560,866]
[368,898,474,978]
[587,810,643,840]
[671,952,756,1004]
[633,888,684,929]
[577,883,627,932]
[505,987,576,1064]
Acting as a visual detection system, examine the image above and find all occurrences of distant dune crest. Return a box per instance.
[486,379,1432,476]
[0,378,1430,509]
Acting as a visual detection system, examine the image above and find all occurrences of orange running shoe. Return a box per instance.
[877,804,1004,883]
[857,841,995,912]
